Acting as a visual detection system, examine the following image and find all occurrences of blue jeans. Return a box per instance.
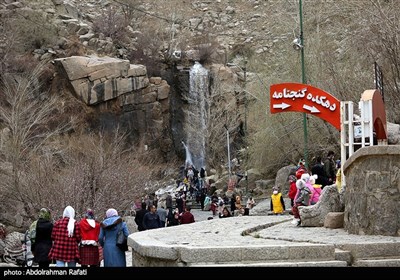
[56,260,76,267]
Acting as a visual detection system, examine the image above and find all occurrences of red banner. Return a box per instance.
[270,83,341,130]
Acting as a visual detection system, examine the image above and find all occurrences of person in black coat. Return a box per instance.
[134,202,148,232]
[31,208,53,267]
[311,156,328,187]
[167,210,180,227]
[230,195,236,213]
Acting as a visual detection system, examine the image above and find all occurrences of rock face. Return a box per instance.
[53,56,246,165]
[299,185,342,227]
[343,146,400,236]
[54,56,172,154]
[54,56,149,105]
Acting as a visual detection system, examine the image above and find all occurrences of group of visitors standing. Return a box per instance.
[134,202,195,231]
[289,150,341,226]
[29,205,129,267]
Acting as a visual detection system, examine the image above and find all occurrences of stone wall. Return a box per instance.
[343,146,400,236]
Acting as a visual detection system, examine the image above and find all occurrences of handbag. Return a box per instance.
[116,223,128,251]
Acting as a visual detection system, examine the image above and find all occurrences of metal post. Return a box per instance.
[224,125,231,179]
[243,62,248,195]
[244,63,247,135]
[299,0,309,169]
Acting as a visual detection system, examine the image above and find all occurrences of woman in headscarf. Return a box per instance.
[48,205,81,267]
[79,209,101,267]
[30,208,53,267]
[99,208,129,267]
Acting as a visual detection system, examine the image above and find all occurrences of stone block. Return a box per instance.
[128,235,178,261]
[339,243,400,259]
[324,212,344,229]
[288,244,335,260]
[157,84,170,100]
[54,56,130,81]
[122,92,139,106]
[353,258,400,267]
[149,77,162,85]
[141,92,157,104]
[142,84,156,94]
[116,77,133,95]
[334,249,352,265]
[240,246,289,261]
[70,78,89,103]
[127,64,147,77]
[300,185,342,227]
[180,247,239,263]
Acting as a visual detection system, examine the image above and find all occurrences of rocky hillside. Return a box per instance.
[1,0,400,231]
[1,0,291,65]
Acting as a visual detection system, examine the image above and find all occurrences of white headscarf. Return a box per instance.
[63,206,76,237]
[106,208,118,218]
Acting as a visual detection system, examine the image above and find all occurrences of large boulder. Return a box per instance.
[246,168,264,189]
[275,165,296,194]
[387,122,400,144]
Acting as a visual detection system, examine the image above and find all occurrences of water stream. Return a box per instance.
[184,61,209,169]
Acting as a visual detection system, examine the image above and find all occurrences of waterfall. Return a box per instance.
[181,141,193,168]
[185,61,209,169]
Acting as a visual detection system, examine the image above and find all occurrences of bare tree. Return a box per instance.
[0,62,71,225]
[206,66,243,173]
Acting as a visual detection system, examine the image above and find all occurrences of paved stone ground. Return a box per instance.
[124,208,219,266]
[128,209,400,267]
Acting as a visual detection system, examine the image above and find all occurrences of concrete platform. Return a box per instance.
[128,214,400,267]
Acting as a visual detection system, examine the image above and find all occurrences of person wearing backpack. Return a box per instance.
[29,208,53,267]
[291,179,312,226]
[99,208,129,267]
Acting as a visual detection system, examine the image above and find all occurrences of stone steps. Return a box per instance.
[185,199,203,209]
[353,257,400,267]
[336,242,400,266]
[178,243,340,266]
[334,243,400,267]
[187,251,400,267]
[182,243,400,267]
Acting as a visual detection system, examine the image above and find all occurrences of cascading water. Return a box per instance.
[184,61,209,169]
[181,141,193,168]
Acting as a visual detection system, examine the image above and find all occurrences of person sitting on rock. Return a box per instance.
[234,195,244,216]
[309,175,322,205]
[291,179,311,226]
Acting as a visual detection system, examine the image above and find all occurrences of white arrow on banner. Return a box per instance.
[273,102,291,110]
[303,104,320,113]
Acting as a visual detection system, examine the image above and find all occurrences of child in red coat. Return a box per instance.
[288,175,297,207]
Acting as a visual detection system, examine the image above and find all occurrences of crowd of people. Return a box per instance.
[27,150,340,267]
[29,206,129,268]
[289,150,341,226]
